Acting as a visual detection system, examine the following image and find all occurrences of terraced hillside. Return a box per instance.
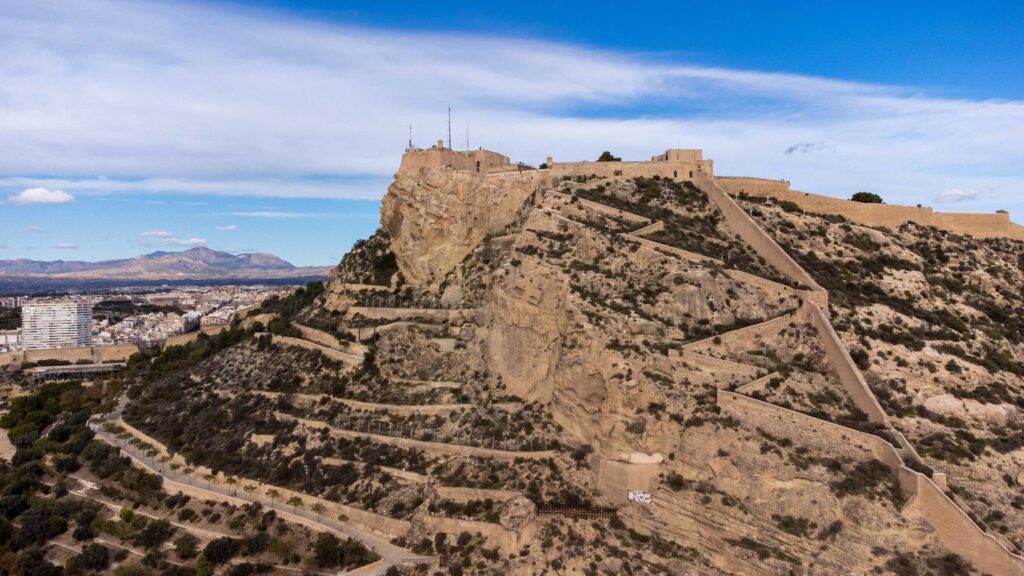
[112,154,1024,576]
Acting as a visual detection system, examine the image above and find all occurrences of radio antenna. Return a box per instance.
[447,107,452,149]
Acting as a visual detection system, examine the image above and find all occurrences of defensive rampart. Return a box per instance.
[717,176,1024,241]
[694,174,826,299]
[804,302,889,424]
[0,343,139,368]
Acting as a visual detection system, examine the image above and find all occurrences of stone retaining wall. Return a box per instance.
[347,307,478,323]
[804,302,889,424]
[271,335,362,365]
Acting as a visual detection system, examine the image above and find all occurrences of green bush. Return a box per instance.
[850,192,883,203]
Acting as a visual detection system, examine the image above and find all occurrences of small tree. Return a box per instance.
[286,496,303,512]
[311,502,326,520]
[850,191,883,204]
[266,489,280,503]
[596,151,621,162]
[195,553,213,576]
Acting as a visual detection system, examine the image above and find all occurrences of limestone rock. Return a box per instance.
[499,496,537,532]
[381,165,536,287]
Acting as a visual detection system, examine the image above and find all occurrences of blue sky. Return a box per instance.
[1,1,1022,266]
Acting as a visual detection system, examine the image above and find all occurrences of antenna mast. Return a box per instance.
[466,125,469,150]
[447,107,452,149]
[408,124,413,150]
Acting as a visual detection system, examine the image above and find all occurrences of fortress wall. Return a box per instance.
[931,212,1024,240]
[683,311,797,354]
[903,470,1024,575]
[621,234,721,264]
[717,390,904,473]
[721,176,1024,241]
[574,197,652,224]
[545,158,712,181]
[630,220,665,236]
[0,343,140,368]
[346,306,478,323]
[716,177,792,196]
[271,335,362,365]
[672,351,764,389]
[804,302,889,424]
[694,175,824,294]
[722,269,803,304]
[434,486,521,503]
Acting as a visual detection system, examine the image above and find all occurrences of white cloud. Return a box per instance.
[162,238,207,247]
[935,188,980,203]
[0,0,1021,218]
[23,225,45,233]
[7,187,74,205]
[215,224,238,231]
[52,242,79,249]
[228,211,325,219]
[141,228,173,237]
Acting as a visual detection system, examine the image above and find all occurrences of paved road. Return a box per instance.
[89,404,436,575]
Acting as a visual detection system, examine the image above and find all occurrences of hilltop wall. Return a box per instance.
[717,176,1024,241]
[0,343,139,368]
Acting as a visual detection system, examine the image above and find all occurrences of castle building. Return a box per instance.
[21,300,93,350]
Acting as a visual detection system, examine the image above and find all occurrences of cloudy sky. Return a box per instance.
[1,0,1022,265]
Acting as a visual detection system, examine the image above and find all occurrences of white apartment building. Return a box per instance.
[22,300,93,350]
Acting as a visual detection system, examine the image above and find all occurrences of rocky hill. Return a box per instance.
[0,247,331,280]
[116,148,1024,575]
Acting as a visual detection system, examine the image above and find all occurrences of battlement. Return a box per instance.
[399,145,713,182]
[399,141,518,174]
[717,176,1024,241]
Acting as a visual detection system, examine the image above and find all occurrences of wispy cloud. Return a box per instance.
[215,224,238,231]
[935,189,980,203]
[162,237,207,247]
[24,225,45,233]
[52,242,79,249]
[0,0,1021,216]
[141,229,173,237]
[7,187,74,205]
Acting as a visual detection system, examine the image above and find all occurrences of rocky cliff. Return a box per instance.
[124,154,1024,576]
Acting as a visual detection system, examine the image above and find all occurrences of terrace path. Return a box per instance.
[279,413,557,460]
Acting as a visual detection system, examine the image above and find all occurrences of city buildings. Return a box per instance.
[21,300,93,350]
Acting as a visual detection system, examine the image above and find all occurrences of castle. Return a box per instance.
[400,141,1024,241]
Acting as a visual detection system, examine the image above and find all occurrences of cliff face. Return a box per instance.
[380,165,536,288]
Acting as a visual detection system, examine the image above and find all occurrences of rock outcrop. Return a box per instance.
[381,165,536,287]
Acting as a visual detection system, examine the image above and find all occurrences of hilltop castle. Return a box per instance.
[400,141,1024,241]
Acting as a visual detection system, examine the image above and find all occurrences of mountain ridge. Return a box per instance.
[0,246,331,280]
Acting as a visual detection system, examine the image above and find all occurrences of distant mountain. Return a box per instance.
[0,247,332,280]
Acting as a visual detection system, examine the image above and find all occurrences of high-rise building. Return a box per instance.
[21,300,93,350]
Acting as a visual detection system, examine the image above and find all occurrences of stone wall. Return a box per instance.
[804,302,889,424]
[717,390,904,471]
[694,174,826,296]
[902,471,1024,575]
[717,392,1024,573]
[347,306,478,323]
[0,343,139,368]
[718,176,1024,241]
[270,335,362,365]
